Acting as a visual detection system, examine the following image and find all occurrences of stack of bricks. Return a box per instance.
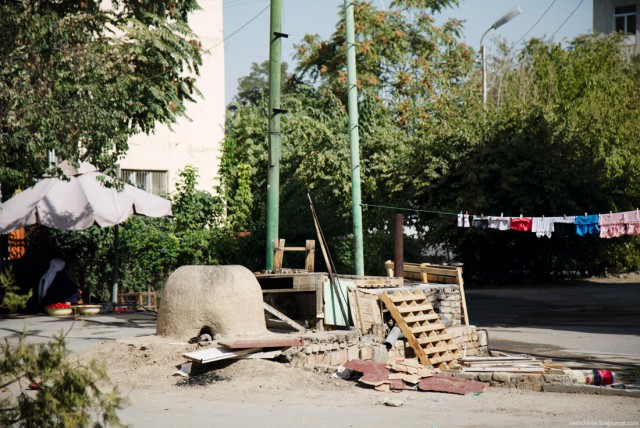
[421,285,463,325]
[283,331,388,371]
[445,325,488,357]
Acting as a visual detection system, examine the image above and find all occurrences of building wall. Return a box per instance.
[593,0,639,55]
[119,0,225,195]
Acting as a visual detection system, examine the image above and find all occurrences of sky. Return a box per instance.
[222,0,593,104]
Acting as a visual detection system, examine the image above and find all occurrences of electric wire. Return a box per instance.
[361,203,459,217]
[211,3,270,49]
[551,0,584,38]
[514,0,557,46]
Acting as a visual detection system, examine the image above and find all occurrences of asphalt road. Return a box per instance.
[465,277,640,376]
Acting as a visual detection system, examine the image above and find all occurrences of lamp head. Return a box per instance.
[492,7,522,30]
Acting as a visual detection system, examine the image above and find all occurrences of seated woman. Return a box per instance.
[38,259,80,309]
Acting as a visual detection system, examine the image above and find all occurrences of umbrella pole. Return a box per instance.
[111,224,119,304]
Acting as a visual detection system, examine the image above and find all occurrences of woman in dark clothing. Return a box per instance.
[38,259,80,309]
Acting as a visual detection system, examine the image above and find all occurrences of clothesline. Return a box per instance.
[361,202,640,239]
[457,210,640,239]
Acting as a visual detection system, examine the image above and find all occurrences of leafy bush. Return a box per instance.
[0,333,128,427]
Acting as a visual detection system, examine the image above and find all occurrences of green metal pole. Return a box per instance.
[345,0,364,276]
[266,0,283,271]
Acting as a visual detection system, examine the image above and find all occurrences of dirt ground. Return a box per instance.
[82,339,639,428]
[76,273,640,428]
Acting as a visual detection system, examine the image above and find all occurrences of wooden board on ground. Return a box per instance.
[218,337,304,349]
[381,289,461,370]
[460,355,546,373]
[347,287,383,334]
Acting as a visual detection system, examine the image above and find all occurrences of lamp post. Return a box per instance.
[480,7,522,105]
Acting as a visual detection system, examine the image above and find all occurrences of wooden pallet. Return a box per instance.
[381,289,461,370]
[347,287,383,334]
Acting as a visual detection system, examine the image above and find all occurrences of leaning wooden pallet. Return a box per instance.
[381,289,461,370]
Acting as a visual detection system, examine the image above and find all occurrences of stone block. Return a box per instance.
[347,346,360,361]
[493,372,511,382]
[372,345,389,363]
[360,346,373,360]
[477,330,487,347]
[478,373,493,382]
[330,349,348,366]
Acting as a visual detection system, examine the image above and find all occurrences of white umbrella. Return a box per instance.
[0,161,172,303]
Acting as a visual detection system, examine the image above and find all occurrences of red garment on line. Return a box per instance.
[510,217,533,232]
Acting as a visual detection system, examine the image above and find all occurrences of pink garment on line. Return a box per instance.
[599,212,627,238]
[623,210,640,236]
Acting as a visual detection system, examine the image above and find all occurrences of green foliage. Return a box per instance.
[224,5,639,281]
[223,0,473,273]
[0,268,32,314]
[0,0,202,198]
[0,333,128,427]
[425,33,640,281]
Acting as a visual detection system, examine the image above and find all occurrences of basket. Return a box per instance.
[76,305,101,315]
[45,307,73,316]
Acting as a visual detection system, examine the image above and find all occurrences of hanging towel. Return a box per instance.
[464,213,470,228]
[575,214,600,236]
[457,213,463,228]
[488,216,511,231]
[599,212,627,238]
[510,217,532,232]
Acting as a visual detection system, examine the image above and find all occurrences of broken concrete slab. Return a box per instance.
[418,374,488,395]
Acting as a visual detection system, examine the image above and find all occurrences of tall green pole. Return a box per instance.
[345,0,364,275]
[266,0,283,271]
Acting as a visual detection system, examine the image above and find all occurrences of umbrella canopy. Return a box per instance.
[0,161,172,304]
[0,161,171,234]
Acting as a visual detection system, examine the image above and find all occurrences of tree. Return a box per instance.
[222,0,474,273]
[0,0,202,198]
[425,34,640,280]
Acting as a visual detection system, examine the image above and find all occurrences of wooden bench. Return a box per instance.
[385,260,469,325]
[118,291,158,311]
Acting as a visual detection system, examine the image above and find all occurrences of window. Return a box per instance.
[121,169,169,196]
[615,5,637,35]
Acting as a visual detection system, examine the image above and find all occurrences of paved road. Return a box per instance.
[465,278,640,373]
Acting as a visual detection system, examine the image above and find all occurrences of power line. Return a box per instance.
[211,3,269,49]
[515,0,557,46]
[551,0,584,38]
[361,203,459,217]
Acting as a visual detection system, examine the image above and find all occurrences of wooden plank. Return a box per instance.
[273,238,285,271]
[397,304,437,313]
[462,367,545,373]
[236,350,282,359]
[304,240,315,273]
[218,337,304,349]
[263,301,306,332]
[402,313,441,323]
[183,347,260,364]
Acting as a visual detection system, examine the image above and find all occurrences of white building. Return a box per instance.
[593,0,639,56]
[119,0,226,196]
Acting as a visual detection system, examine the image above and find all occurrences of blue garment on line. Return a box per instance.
[574,215,600,236]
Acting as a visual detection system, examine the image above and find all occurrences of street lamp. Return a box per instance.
[480,7,522,105]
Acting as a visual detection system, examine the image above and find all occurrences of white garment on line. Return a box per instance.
[488,216,511,231]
